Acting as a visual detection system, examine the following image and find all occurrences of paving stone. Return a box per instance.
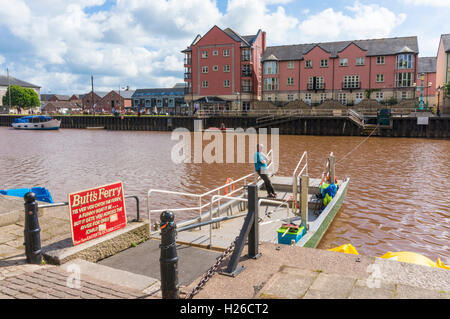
[303,273,356,299]
[348,280,396,299]
[395,284,444,299]
[259,268,318,299]
[0,232,16,244]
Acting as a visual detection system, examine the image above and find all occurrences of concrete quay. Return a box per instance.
[184,242,450,299]
[1,193,449,299]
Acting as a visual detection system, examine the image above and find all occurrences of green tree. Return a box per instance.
[2,85,40,109]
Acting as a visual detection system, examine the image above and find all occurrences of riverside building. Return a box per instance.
[183,26,426,110]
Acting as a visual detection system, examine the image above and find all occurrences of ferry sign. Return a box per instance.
[68,182,127,246]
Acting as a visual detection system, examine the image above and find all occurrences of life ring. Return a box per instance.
[224,178,235,195]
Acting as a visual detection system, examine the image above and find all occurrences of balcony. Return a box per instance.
[242,71,253,77]
[184,72,192,80]
[307,83,326,92]
[242,86,253,93]
[184,87,192,94]
[242,55,251,62]
[342,82,361,91]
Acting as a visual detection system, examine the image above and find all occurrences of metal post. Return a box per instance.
[300,175,309,230]
[328,152,336,185]
[24,192,42,264]
[222,185,259,277]
[248,184,260,259]
[159,211,179,299]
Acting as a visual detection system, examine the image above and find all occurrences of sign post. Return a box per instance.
[68,182,127,246]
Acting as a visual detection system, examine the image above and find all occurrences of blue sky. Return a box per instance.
[0,0,448,95]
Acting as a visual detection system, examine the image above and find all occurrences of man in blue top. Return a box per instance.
[254,144,277,198]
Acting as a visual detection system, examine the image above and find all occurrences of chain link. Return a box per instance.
[184,236,238,299]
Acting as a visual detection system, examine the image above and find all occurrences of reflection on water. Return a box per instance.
[0,127,449,263]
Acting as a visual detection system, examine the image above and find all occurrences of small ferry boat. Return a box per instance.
[11,115,61,130]
[148,151,349,250]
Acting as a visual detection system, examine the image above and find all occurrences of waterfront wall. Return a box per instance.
[0,115,449,138]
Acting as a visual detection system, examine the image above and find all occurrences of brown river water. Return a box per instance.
[0,127,449,263]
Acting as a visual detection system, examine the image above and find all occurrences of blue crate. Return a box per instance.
[277,226,306,245]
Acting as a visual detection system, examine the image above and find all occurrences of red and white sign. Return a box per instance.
[68,182,127,246]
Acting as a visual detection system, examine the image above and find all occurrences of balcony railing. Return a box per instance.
[184,87,192,94]
[242,55,251,62]
[307,83,326,91]
[342,82,361,90]
[184,72,192,79]
[242,86,253,93]
[184,58,191,65]
[242,71,253,77]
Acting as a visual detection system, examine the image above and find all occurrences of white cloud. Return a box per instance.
[402,0,450,6]
[0,0,412,94]
[298,2,406,42]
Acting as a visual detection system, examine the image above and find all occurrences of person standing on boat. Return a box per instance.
[254,144,277,198]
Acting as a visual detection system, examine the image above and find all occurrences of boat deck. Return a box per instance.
[154,176,349,250]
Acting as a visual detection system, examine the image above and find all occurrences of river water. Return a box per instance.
[0,127,449,263]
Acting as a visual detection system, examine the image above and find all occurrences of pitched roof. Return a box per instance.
[263,36,419,61]
[418,57,437,73]
[441,34,450,52]
[132,88,185,98]
[0,75,40,88]
[113,90,135,99]
[182,26,260,53]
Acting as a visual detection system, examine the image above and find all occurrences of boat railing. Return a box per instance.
[292,151,308,214]
[147,150,274,234]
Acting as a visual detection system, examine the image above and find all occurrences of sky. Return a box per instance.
[0,0,448,95]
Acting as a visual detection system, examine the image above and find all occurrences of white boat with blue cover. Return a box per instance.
[11,115,61,130]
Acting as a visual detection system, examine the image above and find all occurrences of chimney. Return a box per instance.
[262,31,266,51]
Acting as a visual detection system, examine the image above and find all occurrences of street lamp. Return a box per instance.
[235,92,240,112]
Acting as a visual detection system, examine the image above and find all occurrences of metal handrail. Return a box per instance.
[37,194,141,222]
[292,151,308,214]
[147,149,274,234]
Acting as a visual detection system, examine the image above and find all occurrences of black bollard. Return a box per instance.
[24,192,42,264]
[159,211,179,299]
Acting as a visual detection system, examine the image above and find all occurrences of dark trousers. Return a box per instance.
[257,170,275,196]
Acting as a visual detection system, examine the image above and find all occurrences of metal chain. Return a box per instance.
[184,236,238,299]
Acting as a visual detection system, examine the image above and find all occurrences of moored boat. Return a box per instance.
[11,115,61,130]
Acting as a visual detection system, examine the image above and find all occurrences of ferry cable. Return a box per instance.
[335,124,379,167]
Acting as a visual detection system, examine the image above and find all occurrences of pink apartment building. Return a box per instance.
[183,27,420,109]
[262,37,419,106]
[436,34,450,111]
[182,25,266,111]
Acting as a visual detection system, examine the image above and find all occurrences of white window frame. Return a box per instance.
[396,72,413,87]
[338,93,347,105]
[201,66,208,73]
[264,61,278,74]
[201,51,208,59]
[305,60,312,68]
[376,56,385,65]
[376,74,384,82]
[213,50,218,56]
[343,75,360,89]
[287,61,295,69]
[264,78,279,91]
[320,59,328,68]
[223,65,230,72]
[375,92,384,100]
[202,81,208,88]
[287,77,294,86]
[213,65,218,71]
[340,58,348,67]
[356,57,365,66]
[223,49,230,57]
[288,94,294,101]
[320,93,327,103]
[308,76,324,90]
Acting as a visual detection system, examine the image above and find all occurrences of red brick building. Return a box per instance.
[182,25,266,112]
[183,28,421,108]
